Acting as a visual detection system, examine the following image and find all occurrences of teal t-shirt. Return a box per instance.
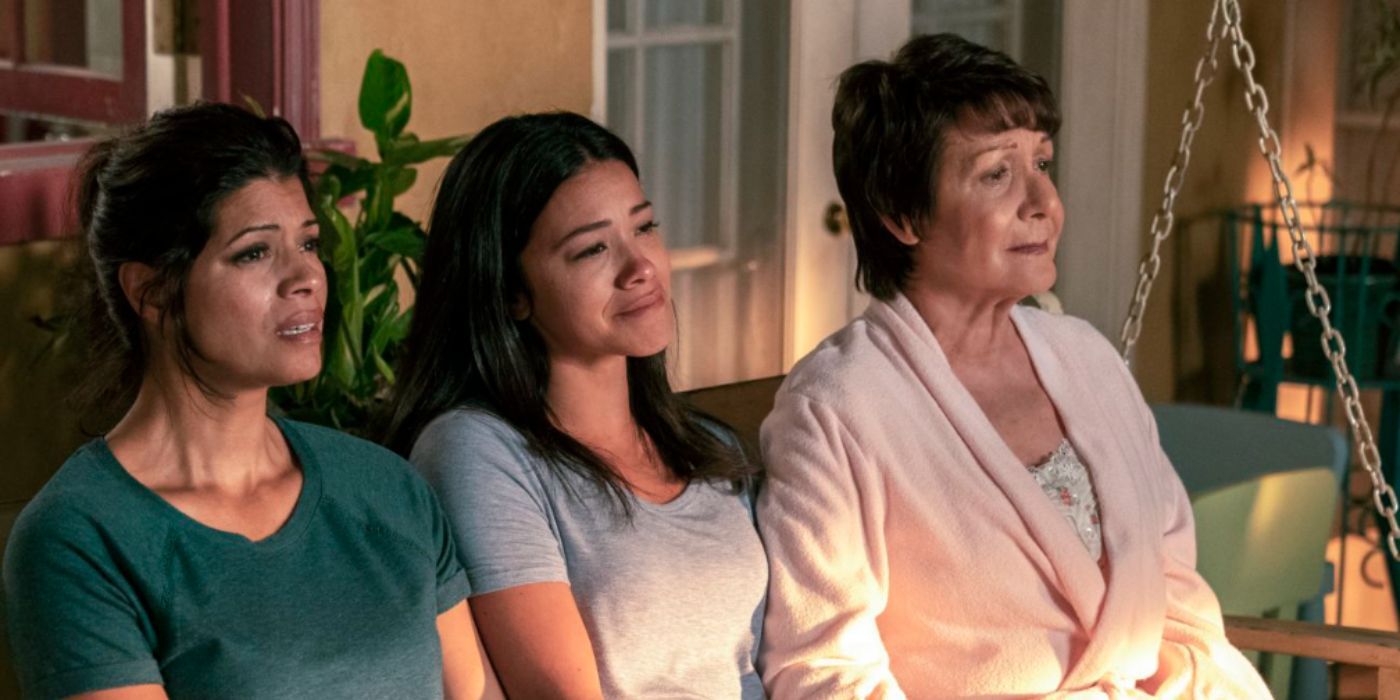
[3,418,469,699]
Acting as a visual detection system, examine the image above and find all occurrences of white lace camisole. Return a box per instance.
[1028,440,1103,562]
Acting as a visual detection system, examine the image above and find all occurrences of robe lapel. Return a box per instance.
[870,297,1109,634]
[1012,307,1167,688]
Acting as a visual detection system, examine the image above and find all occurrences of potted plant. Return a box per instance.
[271,50,469,431]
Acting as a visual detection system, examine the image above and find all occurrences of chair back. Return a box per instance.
[1152,403,1345,700]
[1191,467,1338,614]
[683,375,786,456]
[1151,403,1348,493]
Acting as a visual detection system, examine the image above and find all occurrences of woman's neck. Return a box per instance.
[106,362,283,495]
[544,354,637,447]
[902,283,1021,363]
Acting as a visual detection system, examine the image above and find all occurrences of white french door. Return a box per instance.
[593,1,1125,388]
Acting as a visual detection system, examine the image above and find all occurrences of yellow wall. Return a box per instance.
[1134,0,1340,403]
[319,0,594,223]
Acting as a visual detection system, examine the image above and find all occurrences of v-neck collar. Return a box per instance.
[95,416,323,551]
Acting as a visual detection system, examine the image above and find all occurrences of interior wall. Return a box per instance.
[1135,0,1338,404]
[319,0,594,223]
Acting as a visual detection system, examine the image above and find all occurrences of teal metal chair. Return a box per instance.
[1152,403,1347,700]
[1190,467,1338,700]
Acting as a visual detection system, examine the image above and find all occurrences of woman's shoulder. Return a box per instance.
[408,405,546,487]
[16,440,142,529]
[6,442,165,583]
[412,405,532,461]
[1013,304,1123,364]
[277,418,440,512]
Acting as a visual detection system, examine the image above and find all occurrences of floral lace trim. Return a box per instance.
[1028,440,1103,562]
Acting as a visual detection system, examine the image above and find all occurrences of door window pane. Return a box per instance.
[608,0,631,34]
[21,0,122,76]
[606,48,636,147]
[642,43,724,250]
[645,0,724,29]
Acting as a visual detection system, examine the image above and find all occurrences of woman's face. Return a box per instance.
[179,176,326,392]
[909,125,1064,302]
[517,159,672,366]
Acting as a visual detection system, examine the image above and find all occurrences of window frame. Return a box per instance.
[0,0,320,246]
[0,0,149,127]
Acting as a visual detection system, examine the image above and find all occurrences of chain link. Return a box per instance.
[1118,1,1225,362]
[1120,0,1400,557]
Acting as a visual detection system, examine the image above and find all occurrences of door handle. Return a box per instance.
[823,201,849,236]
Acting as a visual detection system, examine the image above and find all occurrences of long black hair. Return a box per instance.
[380,112,750,514]
[69,102,309,429]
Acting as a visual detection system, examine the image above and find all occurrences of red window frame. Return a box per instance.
[0,0,148,125]
[0,0,320,246]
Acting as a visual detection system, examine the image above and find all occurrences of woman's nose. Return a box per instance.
[618,243,657,288]
[279,249,326,298]
[1020,169,1059,220]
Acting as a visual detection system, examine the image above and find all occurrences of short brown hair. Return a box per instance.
[832,33,1060,299]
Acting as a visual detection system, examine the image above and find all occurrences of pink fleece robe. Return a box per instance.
[757,294,1270,698]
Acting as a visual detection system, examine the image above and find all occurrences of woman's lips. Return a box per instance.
[276,310,324,343]
[1008,242,1050,254]
[617,289,665,317]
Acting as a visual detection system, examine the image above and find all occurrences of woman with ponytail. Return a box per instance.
[3,103,500,699]
[382,112,766,699]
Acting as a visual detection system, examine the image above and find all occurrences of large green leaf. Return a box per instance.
[358,49,412,140]
[322,164,374,200]
[367,226,426,259]
[383,134,472,166]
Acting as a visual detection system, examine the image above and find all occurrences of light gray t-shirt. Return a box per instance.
[411,407,767,699]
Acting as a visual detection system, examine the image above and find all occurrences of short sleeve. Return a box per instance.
[410,410,569,595]
[3,508,162,699]
[425,487,471,613]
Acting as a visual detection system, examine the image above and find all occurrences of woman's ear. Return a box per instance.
[117,262,161,324]
[510,292,531,321]
[878,214,921,246]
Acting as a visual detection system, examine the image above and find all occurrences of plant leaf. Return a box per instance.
[383,134,471,166]
[367,226,426,259]
[358,49,412,140]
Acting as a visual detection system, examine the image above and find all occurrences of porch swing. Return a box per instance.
[1115,0,1400,696]
[684,0,1400,696]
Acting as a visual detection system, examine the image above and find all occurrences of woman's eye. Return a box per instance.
[232,244,268,264]
[982,166,1009,184]
[572,242,607,261]
[1036,159,1054,173]
[302,236,321,253]
[637,220,660,236]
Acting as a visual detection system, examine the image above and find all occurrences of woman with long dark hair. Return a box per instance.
[4,103,500,699]
[381,112,766,699]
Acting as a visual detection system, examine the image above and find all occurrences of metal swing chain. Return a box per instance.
[1120,0,1400,558]
[1119,1,1225,362]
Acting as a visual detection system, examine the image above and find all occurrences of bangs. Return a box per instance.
[957,88,1061,136]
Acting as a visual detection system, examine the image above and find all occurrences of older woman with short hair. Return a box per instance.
[757,34,1268,698]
